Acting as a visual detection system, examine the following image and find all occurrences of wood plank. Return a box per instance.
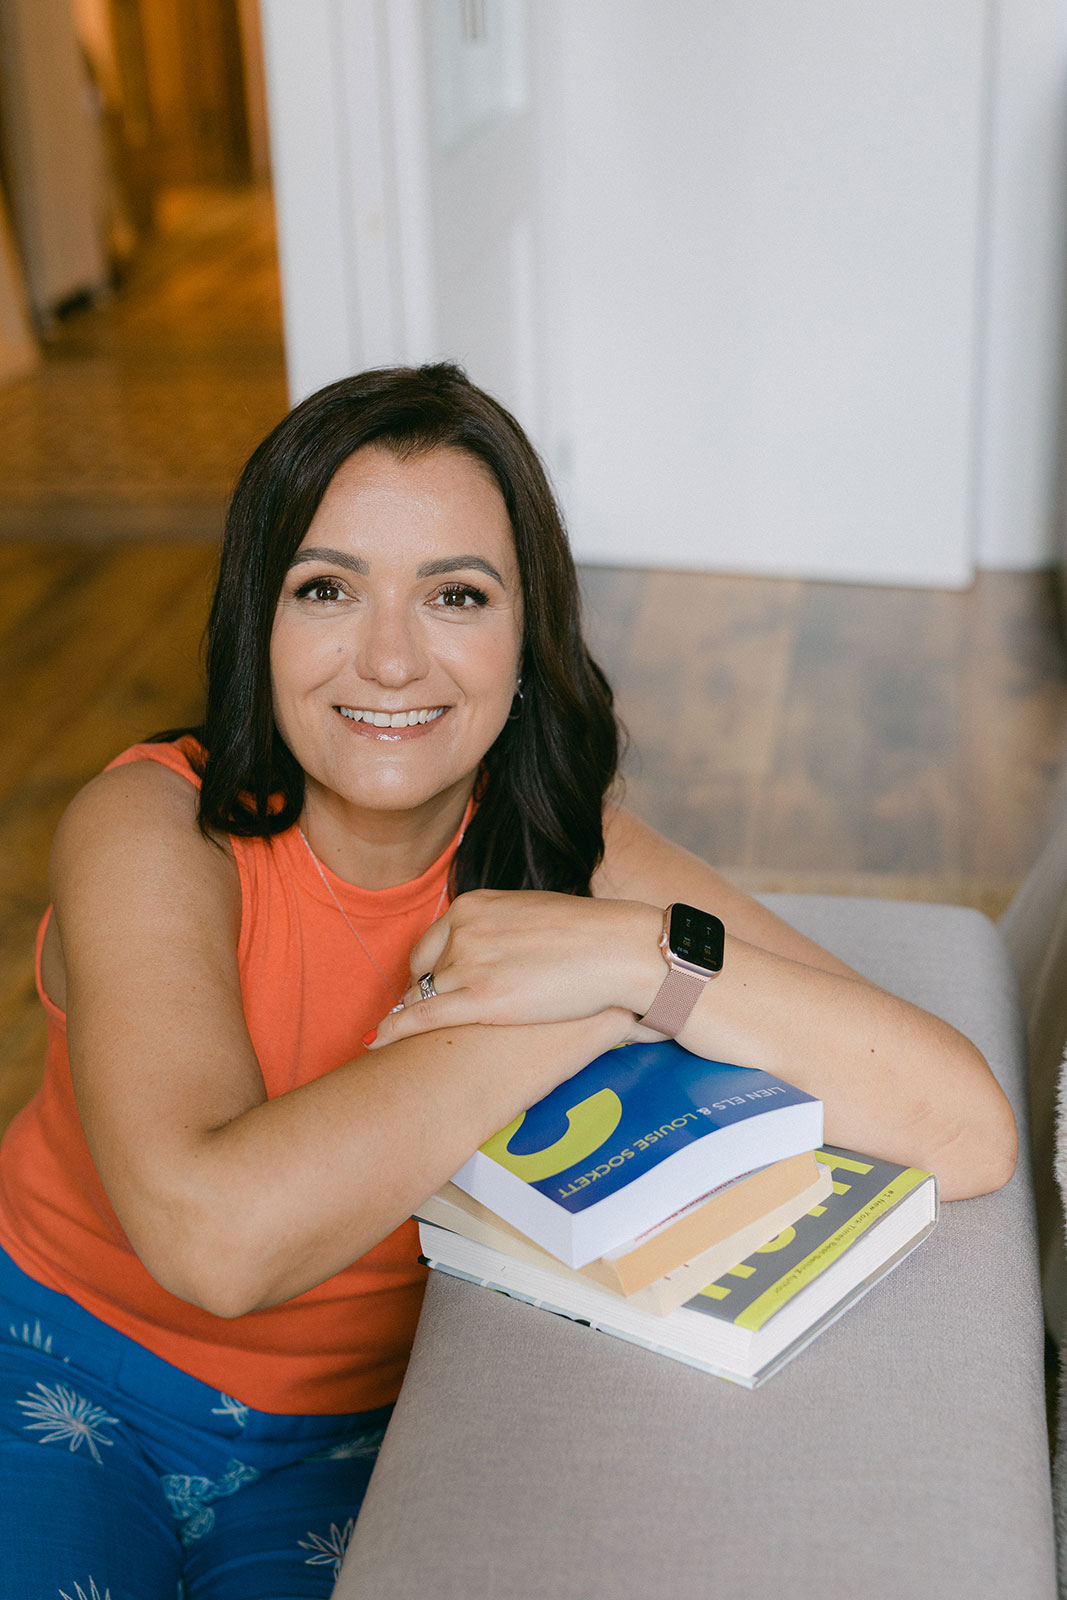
[753,581,966,875]
[0,542,214,810]
[961,572,1067,881]
[581,568,801,862]
[0,541,96,634]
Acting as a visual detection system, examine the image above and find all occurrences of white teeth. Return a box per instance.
[337,705,445,725]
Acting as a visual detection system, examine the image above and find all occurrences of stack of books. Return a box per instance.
[416,1040,938,1387]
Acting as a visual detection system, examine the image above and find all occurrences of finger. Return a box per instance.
[400,967,457,1009]
[408,912,452,983]
[366,988,476,1048]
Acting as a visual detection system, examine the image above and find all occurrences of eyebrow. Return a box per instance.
[416,555,505,585]
[287,547,505,586]
[288,547,368,575]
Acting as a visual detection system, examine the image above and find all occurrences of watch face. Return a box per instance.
[668,903,725,973]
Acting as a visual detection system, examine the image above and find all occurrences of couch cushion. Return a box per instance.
[334,897,1055,1600]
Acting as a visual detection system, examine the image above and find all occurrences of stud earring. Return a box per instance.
[507,677,524,721]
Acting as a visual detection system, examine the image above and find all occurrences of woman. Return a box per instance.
[0,364,1015,1596]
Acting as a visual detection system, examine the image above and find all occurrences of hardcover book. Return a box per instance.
[449,1040,823,1267]
[417,1158,833,1315]
[422,1147,937,1386]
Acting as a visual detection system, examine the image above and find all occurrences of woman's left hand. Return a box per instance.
[366,889,664,1048]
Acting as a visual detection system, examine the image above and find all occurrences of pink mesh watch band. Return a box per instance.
[640,966,709,1037]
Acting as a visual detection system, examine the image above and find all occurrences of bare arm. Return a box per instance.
[50,764,630,1318]
[371,806,1017,1200]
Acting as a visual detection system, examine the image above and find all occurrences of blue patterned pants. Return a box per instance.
[0,1245,392,1600]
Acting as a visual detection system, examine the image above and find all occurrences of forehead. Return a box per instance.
[302,445,516,567]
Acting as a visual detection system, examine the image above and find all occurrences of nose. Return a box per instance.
[352,598,429,688]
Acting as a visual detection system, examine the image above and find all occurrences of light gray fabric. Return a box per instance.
[335,896,1055,1600]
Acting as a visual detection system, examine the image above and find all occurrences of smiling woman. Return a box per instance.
[0,364,1016,1595]
[269,448,524,881]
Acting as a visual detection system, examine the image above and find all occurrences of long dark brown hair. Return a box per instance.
[157,364,620,895]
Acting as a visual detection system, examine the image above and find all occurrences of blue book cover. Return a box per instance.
[451,1040,823,1267]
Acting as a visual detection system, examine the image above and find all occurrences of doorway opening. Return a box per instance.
[0,0,287,538]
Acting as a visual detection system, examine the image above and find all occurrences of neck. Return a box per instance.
[298,778,473,889]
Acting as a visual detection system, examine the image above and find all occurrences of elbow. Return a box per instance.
[132,1215,269,1321]
[174,1267,261,1322]
[930,1071,1018,1202]
[149,1254,264,1321]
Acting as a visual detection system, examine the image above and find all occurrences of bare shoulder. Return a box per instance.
[46,760,241,1007]
[56,757,200,840]
[595,803,861,979]
[52,759,236,902]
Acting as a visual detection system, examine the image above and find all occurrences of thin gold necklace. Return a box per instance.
[297,825,457,1004]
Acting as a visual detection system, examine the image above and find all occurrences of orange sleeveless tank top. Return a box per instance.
[0,738,469,1415]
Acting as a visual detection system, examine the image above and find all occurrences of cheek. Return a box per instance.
[447,637,521,711]
[438,610,522,682]
[269,620,344,701]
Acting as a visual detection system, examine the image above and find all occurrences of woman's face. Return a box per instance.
[270,444,524,825]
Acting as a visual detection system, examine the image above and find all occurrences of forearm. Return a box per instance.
[632,926,1016,1200]
[372,890,1017,1201]
[147,1009,627,1316]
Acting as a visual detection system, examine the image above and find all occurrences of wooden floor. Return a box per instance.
[0,186,287,540]
[582,564,1067,909]
[0,184,1065,1136]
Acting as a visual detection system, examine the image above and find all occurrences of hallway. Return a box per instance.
[0,183,286,537]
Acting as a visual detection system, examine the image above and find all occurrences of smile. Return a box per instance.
[336,706,447,727]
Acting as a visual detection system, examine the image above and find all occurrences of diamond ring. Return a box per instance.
[418,972,438,1001]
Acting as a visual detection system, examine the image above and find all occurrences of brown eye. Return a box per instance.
[433,584,489,609]
[295,579,343,603]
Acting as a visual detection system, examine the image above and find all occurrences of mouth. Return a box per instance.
[334,704,450,741]
[337,705,447,728]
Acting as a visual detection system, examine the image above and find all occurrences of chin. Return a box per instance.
[314,760,473,816]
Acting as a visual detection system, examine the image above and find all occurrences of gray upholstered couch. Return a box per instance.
[333,835,1067,1599]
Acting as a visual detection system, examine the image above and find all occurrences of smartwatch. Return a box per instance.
[640,902,725,1037]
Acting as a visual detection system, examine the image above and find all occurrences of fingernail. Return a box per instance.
[362,1029,377,1048]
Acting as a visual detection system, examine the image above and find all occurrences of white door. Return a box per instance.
[260,0,541,435]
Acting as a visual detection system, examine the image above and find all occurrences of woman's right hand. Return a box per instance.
[366,889,666,1049]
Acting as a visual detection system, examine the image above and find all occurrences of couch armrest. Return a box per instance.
[335,897,1055,1600]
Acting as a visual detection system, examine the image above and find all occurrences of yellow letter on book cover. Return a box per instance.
[481,1089,624,1182]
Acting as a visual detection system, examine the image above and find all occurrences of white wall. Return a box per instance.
[974,0,1067,570]
[261,0,1067,585]
[538,0,989,585]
